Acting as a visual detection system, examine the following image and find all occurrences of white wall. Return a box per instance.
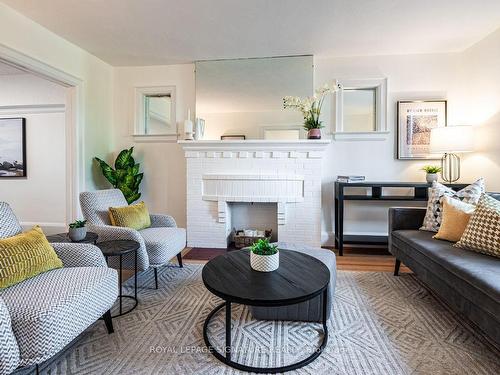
[0,74,67,233]
[459,28,500,189]
[113,64,195,226]
[0,3,113,193]
[113,31,500,245]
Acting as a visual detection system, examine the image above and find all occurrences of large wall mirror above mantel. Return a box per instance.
[134,86,177,141]
[332,78,388,141]
[195,56,313,140]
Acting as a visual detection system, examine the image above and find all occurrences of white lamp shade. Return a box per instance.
[429,126,474,153]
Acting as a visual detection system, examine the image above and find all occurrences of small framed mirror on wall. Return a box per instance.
[134,86,177,141]
[332,78,388,140]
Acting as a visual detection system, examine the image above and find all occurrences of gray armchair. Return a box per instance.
[0,202,118,375]
[79,189,186,288]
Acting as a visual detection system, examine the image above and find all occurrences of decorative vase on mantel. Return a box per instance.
[283,82,341,141]
[307,128,321,139]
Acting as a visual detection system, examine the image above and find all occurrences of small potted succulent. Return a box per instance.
[422,165,442,183]
[250,239,279,272]
[68,219,87,242]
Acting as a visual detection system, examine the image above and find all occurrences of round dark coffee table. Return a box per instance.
[97,240,140,318]
[202,249,330,373]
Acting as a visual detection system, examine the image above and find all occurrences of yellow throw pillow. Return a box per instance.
[434,197,475,242]
[0,226,63,290]
[109,201,151,230]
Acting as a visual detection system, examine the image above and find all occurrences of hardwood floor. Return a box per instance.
[183,246,411,273]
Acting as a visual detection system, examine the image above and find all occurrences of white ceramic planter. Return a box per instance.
[250,251,279,272]
[68,226,87,242]
[426,173,438,183]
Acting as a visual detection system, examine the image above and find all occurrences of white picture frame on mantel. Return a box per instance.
[133,85,177,142]
[331,78,388,141]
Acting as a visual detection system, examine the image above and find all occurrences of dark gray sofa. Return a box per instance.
[388,193,500,346]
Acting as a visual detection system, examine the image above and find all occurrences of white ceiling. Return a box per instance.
[3,0,500,66]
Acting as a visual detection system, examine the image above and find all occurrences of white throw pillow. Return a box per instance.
[420,178,485,232]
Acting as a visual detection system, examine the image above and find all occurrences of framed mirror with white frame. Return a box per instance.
[332,78,388,140]
[134,86,177,141]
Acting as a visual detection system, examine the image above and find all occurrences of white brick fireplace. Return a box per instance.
[180,140,330,248]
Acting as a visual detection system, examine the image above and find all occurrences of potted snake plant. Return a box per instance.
[250,239,279,272]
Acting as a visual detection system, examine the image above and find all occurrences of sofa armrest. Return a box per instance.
[149,213,177,228]
[389,207,427,232]
[388,207,427,256]
[0,297,20,375]
[51,243,107,267]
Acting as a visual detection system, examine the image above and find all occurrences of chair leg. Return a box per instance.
[177,253,183,268]
[394,259,401,276]
[154,267,158,289]
[103,310,114,334]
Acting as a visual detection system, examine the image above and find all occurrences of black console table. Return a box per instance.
[334,181,468,256]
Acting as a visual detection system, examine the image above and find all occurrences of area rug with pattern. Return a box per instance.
[40,264,499,375]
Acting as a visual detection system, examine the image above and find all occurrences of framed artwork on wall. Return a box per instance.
[397,100,447,159]
[0,118,27,178]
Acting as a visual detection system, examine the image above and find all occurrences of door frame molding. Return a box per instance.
[0,43,84,224]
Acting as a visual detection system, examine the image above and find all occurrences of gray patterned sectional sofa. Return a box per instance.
[388,193,500,346]
[0,203,118,375]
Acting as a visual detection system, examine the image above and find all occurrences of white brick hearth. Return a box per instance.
[180,140,330,248]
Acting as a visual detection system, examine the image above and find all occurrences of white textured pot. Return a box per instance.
[68,226,87,242]
[250,251,279,272]
[426,173,438,183]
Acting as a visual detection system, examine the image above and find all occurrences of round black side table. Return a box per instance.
[46,232,98,244]
[202,249,330,373]
[97,240,140,318]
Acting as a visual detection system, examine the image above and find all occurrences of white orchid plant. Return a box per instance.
[283,82,341,131]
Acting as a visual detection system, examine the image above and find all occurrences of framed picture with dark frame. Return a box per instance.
[220,135,246,140]
[397,100,447,160]
[0,117,27,177]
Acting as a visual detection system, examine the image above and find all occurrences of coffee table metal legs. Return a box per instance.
[203,289,329,373]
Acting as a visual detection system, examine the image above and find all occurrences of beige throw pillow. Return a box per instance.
[433,197,475,242]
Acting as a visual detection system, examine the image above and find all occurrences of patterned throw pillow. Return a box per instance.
[455,194,500,257]
[109,201,151,230]
[420,178,484,232]
[0,226,63,289]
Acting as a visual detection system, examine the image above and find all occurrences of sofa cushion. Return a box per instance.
[139,227,186,265]
[0,226,63,290]
[0,267,118,367]
[392,230,500,316]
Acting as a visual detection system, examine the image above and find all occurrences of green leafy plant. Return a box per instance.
[422,165,442,174]
[69,219,86,229]
[94,147,143,204]
[250,238,278,256]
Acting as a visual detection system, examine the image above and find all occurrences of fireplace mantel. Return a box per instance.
[178,139,331,152]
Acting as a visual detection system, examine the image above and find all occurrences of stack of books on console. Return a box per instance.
[337,175,366,183]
